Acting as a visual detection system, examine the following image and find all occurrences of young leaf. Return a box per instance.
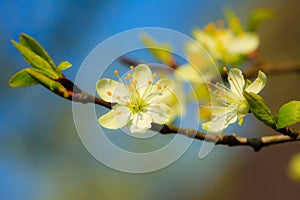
[276,101,300,129]
[11,40,60,79]
[140,34,174,65]
[25,68,70,98]
[25,68,58,89]
[243,91,276,127]
[19,33,56,68]
[9,69,39,87]
[57,61,72,71]
[247,9,274,32]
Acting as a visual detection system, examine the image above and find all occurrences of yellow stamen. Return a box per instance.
[204,23,216,34]
[116,111,122,115]
[148,80,152,84]
[107,91,112,96]
[163,83,168,88]
[114,70,119,76]
[152,73,157,79]
[124,77,127,81]
[223,67,227,72]
[130,66,134,70]
[116,96,120,100]
[128,86,134,91]
[127,73,131,78]
[131,80,137,86]
[126,101,130,106]
[157,85,162,90]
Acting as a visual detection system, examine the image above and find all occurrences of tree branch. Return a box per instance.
[63,79,299,152]
[244,62,300,78]
[153,124,298,152]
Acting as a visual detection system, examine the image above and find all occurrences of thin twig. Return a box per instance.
[244,62,300,78]
[62,80,299,152]
[152,124,298,152]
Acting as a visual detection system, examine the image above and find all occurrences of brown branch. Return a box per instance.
[244,61,300,79]
[60,79,299,152]
[153,124,298,152]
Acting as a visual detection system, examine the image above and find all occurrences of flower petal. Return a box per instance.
[112,105,131,127]
[175,64,204,84]
[228,68,245,97]
[98,106,131,129]
[130,112,152,133]
[98,110,119,129]
[245,70,266,94]
[147,103,172,124]
[113,82,131,103]
[193,29,217,54]
[145,78,175,104]
[96,78,118,102]
[132,64,153,96]
[226,33,259,55]
[202,106,237,132]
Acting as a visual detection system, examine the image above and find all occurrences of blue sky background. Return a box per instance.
[1,0,300,199]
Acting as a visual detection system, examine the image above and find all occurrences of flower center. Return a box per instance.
[237,101,249,115]
[129,92,149,114]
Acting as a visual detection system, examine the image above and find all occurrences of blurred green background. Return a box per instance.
[1,0,300,199]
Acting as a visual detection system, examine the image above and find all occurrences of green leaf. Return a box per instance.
[9,69,39,87]
[26,68,70,98]
[247,9,274,32]
[25,68,59,90]
[140,34,174,65]
[276,101,300,129]
[57,61,72,71]
[11,40,60,79]
[19,33,56,68]
[243,91,276,127]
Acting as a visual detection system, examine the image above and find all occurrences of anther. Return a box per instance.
[157,85,162,90]
[152,73,157,79]
[131,80,137,86]
[116,111,122,115]
[116,96,120,100]
[163,83,168,88]
[130,66,134,70]
[114,70,119,76]
[223,67,227,72]
[126,101,130,106]
[107,91,112,96]
[127,73,131,78]
[148,80,152,84]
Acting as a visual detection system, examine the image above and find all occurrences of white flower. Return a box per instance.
[96,64,174,134]
[202,68,266,132]
[193,22,259,65]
